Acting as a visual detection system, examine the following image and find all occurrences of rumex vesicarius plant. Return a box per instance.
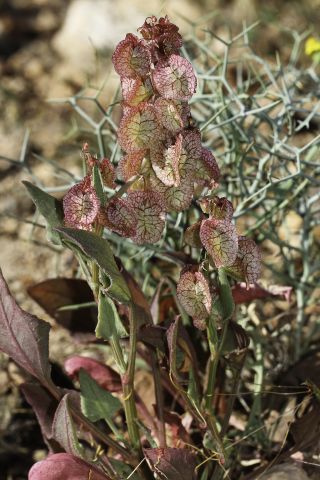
[0,16,262,480]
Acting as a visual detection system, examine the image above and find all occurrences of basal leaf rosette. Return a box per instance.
[118,104,160,153]
[200,218,238,268]
[126,190,166,244]
[152,54,197,101]
[199,196,233,221]
[112,33,151,78]
[177,266,212,330]
[99,197,137,238]
[63,177,100,230]
[224,236,261,286]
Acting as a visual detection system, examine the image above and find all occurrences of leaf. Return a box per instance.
[152,54,197,100]
[0,269,51,384]
[56,227,131,303]
[200,218,238,268]
[221,321,250,369]
[95,292,128,340]
[109,458,143,480]
[231,283,292,304]
[112,33,151,78]
[27,278,97,334]
[64,356,122,392]
[126,190,166,244]
[118,105,159,153]
[100,197,137,237]
[144,447,197,480]
[63,179,100,229]
[23,181,63,244]
[224,236,261,286]
[52,393,83,457]
[154,98,184,133]
[177,267,212,329]
[28,453,108,480]
[121,77,153,106]
[21,383,58,440]
[79,369,122,423]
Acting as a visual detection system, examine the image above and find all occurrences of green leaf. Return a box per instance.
[52,393,83,457]
[23,181,64,245]
[92,165,105,204]
[79,369,122,424]
[109,458,144,480]
[96,292,128,340]
[56,227,131,303]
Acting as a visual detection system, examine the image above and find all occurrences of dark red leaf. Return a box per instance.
[64,356,122,392]
[144,447,197,480]
[0,269,51,384]
[232,283,292,304]
[28,453,108,480]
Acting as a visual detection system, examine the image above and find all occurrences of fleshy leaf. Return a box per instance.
[195,148,220,188]
[99,158,116,189]
[177,266,212,328]
[64,356,122,392]
[52,394,83,456]
[152,54,197,100]
[199,196,233,221]
[63,178,100,229]
[121,77,153,106]
[154,98,184,133]
[144,447,197,480]
[224,236,261,286]
[117,150,146,181]
[0,269,51,384]
[100,197,137,237]
[118,105,159,153]
[23,181,63,245]
[112,33,151,78]
[126,190,166,244]
[28,453,108,480]
[56,227,131,303]
[200,218,238,268]
[79,369,122,423]
[95,292,128,341]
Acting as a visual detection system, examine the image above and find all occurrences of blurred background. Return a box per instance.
[0,1,320,478]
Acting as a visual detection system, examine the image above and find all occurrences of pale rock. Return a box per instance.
[259,463,310,480]
[52,0,201,70]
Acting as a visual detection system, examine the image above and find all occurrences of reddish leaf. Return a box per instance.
[153,54,197,100]
[200,218,238,268]
[195,148,220,188]
[63,178,100,229]
[177,266,212,329]
[27,278,97,335]
[99,158,116,188]
[232,283,292,304]
[121,77,153,106]
[144,447,197,480]
[64,356,122,392]
[112,33,151,78]
[117,150,146,181]
[100,197,137,237]
[224,236,261,286]
[199,196,233,221]
[154,98,184,133]
[21,383,58,440]
[118,105,159,153]
[0,269,51,384]
[126,190,166,244]
[52,393,82,456]
[28,453,108,480]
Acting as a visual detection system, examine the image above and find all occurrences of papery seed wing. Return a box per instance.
[126,190,166,244]
[199,196,233,221]
[179,129,202,179]
[118,105,159,153]
[151,134,182,187]
[112,34,151,78]
[99,158,116,188]
[154,98,184,133]
[100,197,137,238]
[195,148,220,188]
[121,77,153,106]
[184,220,202,248]
[117,150,146,181]
[63,180,100,229]
[150,174,194,212]
[177,268,211,326]
[225,236,261,286]
[152,54,197,101]
[200,218,238,268]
